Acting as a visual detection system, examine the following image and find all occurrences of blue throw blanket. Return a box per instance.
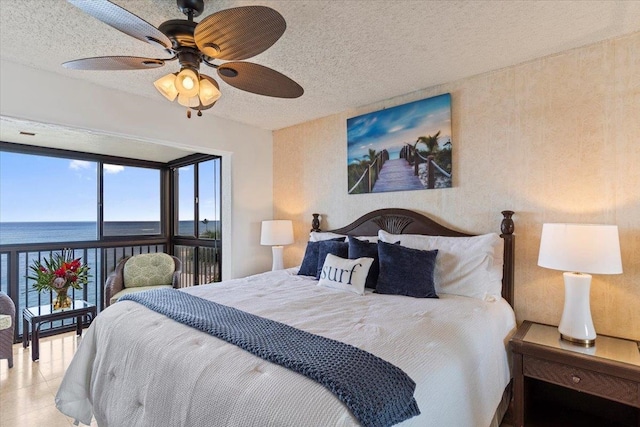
[121,288,420,427]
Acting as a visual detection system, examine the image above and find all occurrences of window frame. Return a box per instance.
[100,162,165,239]
[1,141,181,243]
[169,154,222,285]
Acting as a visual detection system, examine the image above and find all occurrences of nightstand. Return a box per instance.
[510,321,640,427]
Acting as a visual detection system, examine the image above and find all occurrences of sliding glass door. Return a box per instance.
[171,156,222,286]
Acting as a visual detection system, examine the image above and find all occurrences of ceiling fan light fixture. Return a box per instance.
[177,93,200,108]
[175,68,200,97]
[199,77,221,106]
[64,2,304,116]
[153,73,179,101]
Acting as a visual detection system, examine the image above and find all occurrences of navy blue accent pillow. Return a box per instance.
[376,241,439,298]
[348,237,380,289]
[298,238,345,277]
[316,240,349,279]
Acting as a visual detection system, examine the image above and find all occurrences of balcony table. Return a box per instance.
[22,300,96,361]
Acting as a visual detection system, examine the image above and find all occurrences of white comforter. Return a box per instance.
[56,269,516,427]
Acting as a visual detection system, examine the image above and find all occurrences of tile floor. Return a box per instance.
[0,331,97,427]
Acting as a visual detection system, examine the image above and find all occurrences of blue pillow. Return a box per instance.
[298,238,345,277]
[316,240,349,279]
[348,237,380,289]
[376,241,439,298]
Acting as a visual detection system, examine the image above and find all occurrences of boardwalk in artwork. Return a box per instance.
[372,159,424,193]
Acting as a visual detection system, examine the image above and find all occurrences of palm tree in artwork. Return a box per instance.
[414,131,441,155]
[361,148,378,166]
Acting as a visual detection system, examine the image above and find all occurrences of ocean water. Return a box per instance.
[0,220,216,334]
[0,222,97,245]
[0,221,203,245]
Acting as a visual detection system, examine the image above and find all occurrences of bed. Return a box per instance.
[56,208,517,427]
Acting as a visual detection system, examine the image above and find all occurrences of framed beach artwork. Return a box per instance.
[347,93,452,194]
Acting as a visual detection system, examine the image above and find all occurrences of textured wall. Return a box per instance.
[273,32,640,340]
[1,61,275,280]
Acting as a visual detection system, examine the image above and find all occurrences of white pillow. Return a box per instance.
[378,230,504,300]
[309,231,346,242]
[318,254,374,296]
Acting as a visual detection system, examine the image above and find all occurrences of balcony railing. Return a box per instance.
[175,245,221,286]
[0,238,221,341]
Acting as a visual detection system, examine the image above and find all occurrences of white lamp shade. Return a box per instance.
[261,220,294,246]
[153,73,178,101]
[199,78,222,106]
[538,223,622,274]
[177,93,200,108]
[175,68,200,97]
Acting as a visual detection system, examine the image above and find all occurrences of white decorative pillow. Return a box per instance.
[318,254,374,296]
[309,231,346,242]
[378,230,504,300]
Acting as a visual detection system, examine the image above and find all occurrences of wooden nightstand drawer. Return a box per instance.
[523,355,639,407]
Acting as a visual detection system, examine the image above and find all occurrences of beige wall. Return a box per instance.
[274,32,640,340]
[0,60,275,279]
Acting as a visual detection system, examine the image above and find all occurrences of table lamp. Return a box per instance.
[538,223,622,347]
[261,220,294,271]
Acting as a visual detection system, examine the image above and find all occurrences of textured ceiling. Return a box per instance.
[0,116,195,162]
[1,1,639,155]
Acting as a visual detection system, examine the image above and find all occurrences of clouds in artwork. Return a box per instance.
[347,93,451,147]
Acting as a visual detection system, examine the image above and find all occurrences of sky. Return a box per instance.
[0,152,156,222]
[0,151,221,223]
[177,161,220,223]
[347,93,452,163]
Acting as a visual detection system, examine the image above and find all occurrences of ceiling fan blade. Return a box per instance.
[217,62,303,98]
[195,6,286,61]
[67,0,171,49]
[63,56,165,70]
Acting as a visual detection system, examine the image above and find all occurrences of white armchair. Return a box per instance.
[0,291,15,368]
[104,253,182,307]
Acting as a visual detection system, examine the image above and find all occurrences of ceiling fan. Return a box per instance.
[63,0,304,117]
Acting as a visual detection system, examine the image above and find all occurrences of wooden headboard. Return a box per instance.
[311,209,515,307]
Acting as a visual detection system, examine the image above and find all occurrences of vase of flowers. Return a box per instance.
[52,287,71,310]
[28,249,90,310]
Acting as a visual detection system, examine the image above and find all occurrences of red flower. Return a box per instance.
[28,249,90,294]
[69,259,81,271]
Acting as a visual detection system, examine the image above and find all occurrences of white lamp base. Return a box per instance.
[271,246,284,271]
[558,272,596,347]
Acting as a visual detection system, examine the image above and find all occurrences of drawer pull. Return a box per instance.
[571,375,581,384]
